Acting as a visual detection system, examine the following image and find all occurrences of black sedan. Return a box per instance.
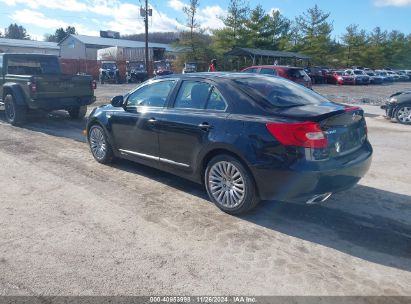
[86,73,372,215]
[381,90,411,124]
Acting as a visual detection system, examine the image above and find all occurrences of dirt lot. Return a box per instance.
[0,82,410,296]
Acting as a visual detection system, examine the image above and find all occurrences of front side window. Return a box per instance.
[127,80,176,107]
[174,80,227,111]
[260,68,277,76]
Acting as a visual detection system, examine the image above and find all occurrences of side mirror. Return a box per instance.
[111,95,124,107]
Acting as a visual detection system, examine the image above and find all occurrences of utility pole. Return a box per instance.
[144,0,149,76]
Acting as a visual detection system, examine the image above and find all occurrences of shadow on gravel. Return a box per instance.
[110,157,411,272]
[0,111,87,143]
[243,186,411,272]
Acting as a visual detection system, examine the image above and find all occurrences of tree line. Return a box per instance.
[175,0,411,70]
[2,1,410,70]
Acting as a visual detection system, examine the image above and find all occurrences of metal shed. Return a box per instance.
[224,47,310,70]
[0,38,59,55]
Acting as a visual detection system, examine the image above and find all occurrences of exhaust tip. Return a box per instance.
[306,192,332,205]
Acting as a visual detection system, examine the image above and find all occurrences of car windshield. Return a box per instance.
[7,56,60,75]
[185,64,196,69]
[155,62,171,69]
[354,70,364,75]
[102,63,117,69]
[367,72,375,76]
[335,72,343,76]
[129,62,145,70]
[232,76,328,108]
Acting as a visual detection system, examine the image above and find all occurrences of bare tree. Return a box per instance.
[182,0,200,56]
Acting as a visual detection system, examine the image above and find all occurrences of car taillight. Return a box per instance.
[266,122,328,149]
[91,80,97,90]
[28,81,37,94]
[344,106,360,112]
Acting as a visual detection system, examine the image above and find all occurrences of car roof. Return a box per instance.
[245,65,303,70]
[157,72,284,81]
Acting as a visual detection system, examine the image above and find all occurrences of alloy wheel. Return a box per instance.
[397,106,411,123]
[89,126,107,160]
[208,161,245,208]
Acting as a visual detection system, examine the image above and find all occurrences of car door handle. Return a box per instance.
[148,118,157,123]
[198,122,212,131]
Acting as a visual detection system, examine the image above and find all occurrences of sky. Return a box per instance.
[0,0,411,41]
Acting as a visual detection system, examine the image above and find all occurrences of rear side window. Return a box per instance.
[242,68,258,73]
[174,80,227,111]
[287,69,307,78]
[7,57,60,75]
[260,68,277,76]
[233,76,328,107]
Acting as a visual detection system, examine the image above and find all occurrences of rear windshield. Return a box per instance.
[287,68,307,78]
[7,56,60,75]
[233,76,328,107]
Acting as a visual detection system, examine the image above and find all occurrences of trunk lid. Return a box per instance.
[321,108,367,156]
[275,103,367,157]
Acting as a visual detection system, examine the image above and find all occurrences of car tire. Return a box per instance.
[395,104,411,125]
[68,106,87,119]
[4,94,27,126]
[204,154,260,215]
[88,124,114,164]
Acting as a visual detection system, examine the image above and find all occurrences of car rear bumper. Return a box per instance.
[29,96,96,111]
[251,143,373,203]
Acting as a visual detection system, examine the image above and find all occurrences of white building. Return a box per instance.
[59,34,177,61]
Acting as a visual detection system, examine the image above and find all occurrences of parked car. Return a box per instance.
[365,71,384,84]
[375,70,394,82]
[395,70,410,81]
[327,70,355,85]
[86,73,372,215]
[99,61,121,84]
[386,70,401,81]
[381,90,411,124]
[345,69,370,85]
[182,62,198,74]
[154,60,173,76]
[0,53,96,125]
[305,67,328,84]
[126,61,148,83]
[241,65,312,89]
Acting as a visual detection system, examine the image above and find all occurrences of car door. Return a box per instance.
[109,79,177,166]
[157,79,229,174]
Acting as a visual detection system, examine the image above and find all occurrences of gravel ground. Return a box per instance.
[0,83,410,296]
[314,82,411,106]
